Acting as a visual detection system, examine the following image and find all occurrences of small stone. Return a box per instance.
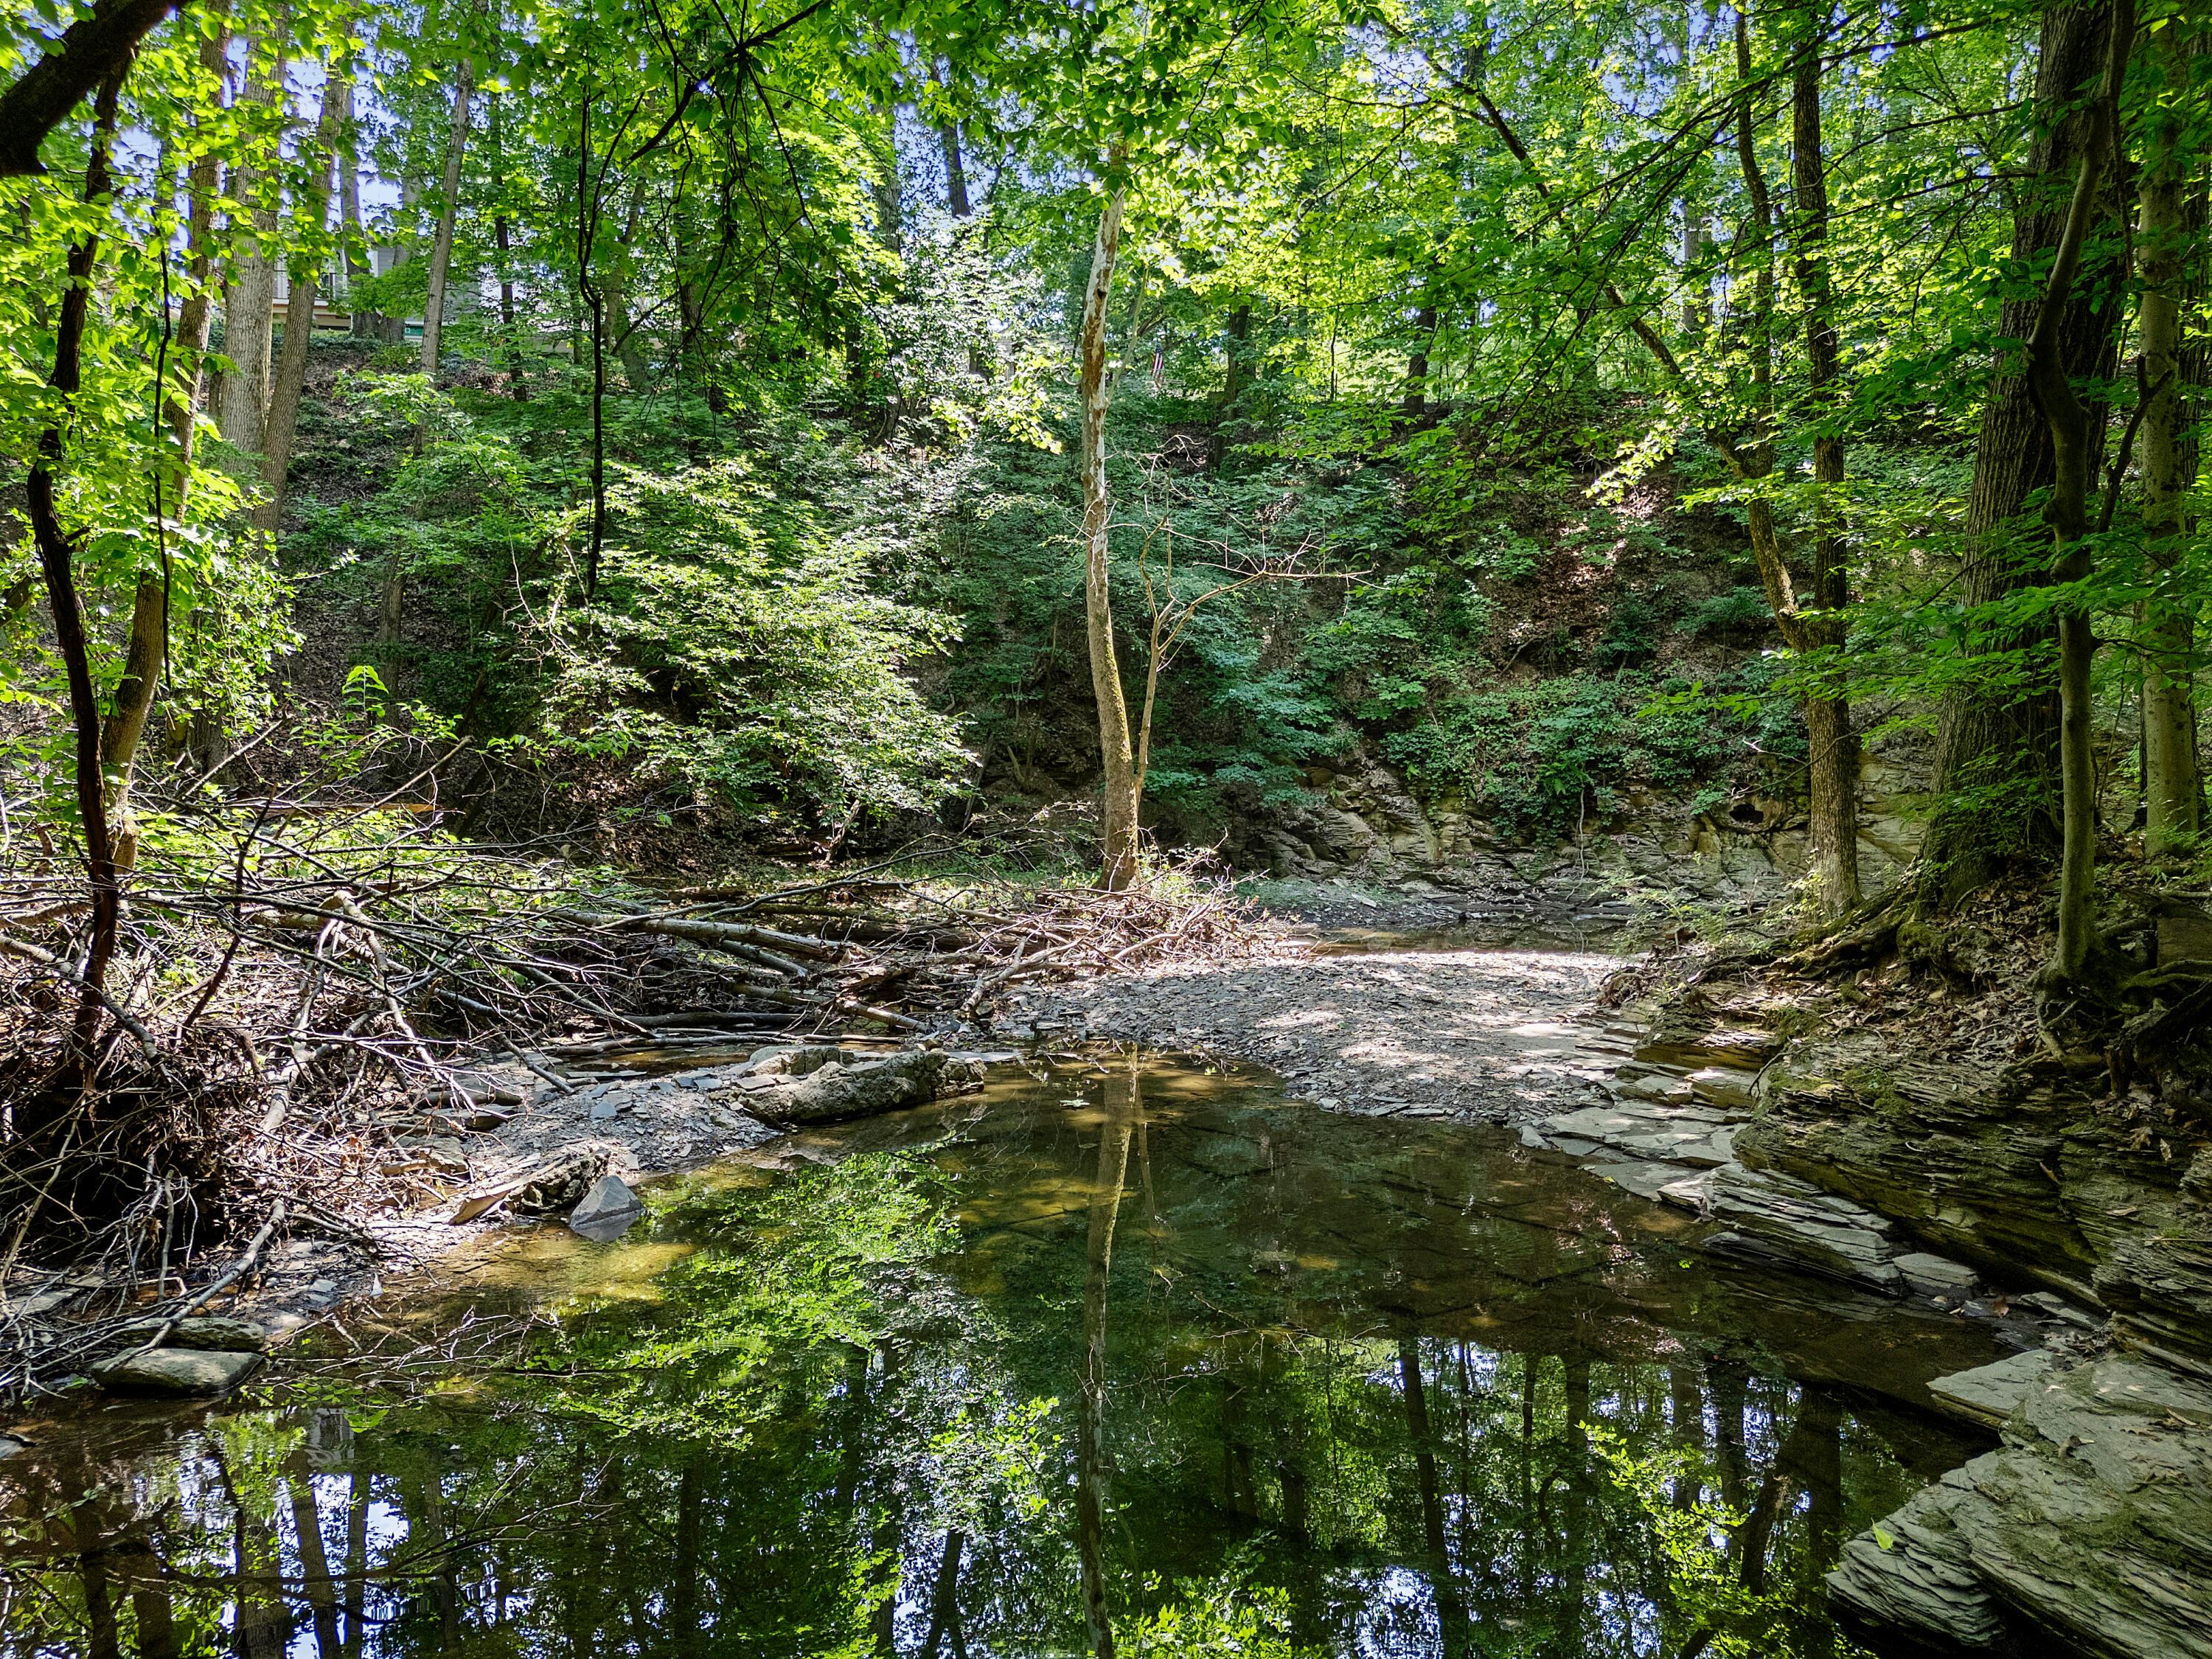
[568,1173,641,1237]
[94,1346,264,1397]
[742,1045,846,1079]
[0,1287,77,1320]
[1616,1126,1732,1161]
[1614,1073,1696,1105]
[1658,1170,1719,1211]
[769,1051,985,1124]
[1896,1252,1980,1297]
[589,1095,630,1121]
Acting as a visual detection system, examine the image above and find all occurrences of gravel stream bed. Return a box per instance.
[998,944,1635,1125]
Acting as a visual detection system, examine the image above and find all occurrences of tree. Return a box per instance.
[100,0,232,865]
[1919,0,2130,905]
[1788,10,1861,915]
[2027,0,2132,983]
[0,0,187,176]
[2135,7,2203,859]
[216,30,285,456]
[418,18,477,380]
[259,55,346,529]
[1079,176,1141,891]
[25,68,129,1059]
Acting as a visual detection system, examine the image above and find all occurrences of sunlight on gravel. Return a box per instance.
[1006,946,1636,1124]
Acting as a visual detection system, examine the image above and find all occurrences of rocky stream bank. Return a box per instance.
[10,870,2208,1659]
[1502,967,2212,1659]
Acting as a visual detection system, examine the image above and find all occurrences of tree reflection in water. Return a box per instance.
[0,1057,2004,1658]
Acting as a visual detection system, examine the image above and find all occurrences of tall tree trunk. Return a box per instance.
[577,95,607,599]
[1727,7,1859,918]
[1921,0,2126,902]
[2137,18,2200,858]
[490,89,528,399]
[377,170,417,344]
[496,211,526,391]
[941,122,971,217]
[217,34,285,455]
[932,58,971,217]
[868,110,902,248]
[1404,300,1438,422]
[2029,0,2132,983]
[195,26,283,787]
[1075,1058,1136,1659]
[335,74,370,334]
[258,65,341,531]
[29,70,126,1062]
[1208,302,1251,470]
[100,1,228,868]
[1679,202,1709,343]
[678,270,715,400]
[419,48,475,378]
[1225,302,1252,403]
[1079,181,1140,891]
[605,173,650,390]
[1791,22,1861,914]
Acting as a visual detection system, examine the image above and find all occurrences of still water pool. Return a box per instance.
[0,1055,2006,1657]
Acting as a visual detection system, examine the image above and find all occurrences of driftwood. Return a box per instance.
[1,785,1267,1404]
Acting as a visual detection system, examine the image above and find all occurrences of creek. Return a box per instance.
[0,1045,2013,1658]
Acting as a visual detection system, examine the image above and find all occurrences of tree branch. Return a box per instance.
[0,0,185,176]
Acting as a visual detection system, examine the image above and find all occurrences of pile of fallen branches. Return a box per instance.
[550,868,1269,1055]
[1,793,1267,1394]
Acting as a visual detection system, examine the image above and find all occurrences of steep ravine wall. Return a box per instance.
[1222,746,1927,925]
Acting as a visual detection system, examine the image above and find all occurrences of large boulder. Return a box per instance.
[94,1346,265,1397]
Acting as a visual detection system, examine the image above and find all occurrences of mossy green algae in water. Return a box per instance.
[0,1057,2007,1658]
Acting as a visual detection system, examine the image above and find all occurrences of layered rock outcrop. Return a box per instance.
[1562,981,2212,1658]
[1829,1356,2212,1658]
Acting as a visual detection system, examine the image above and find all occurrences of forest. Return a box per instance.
[2,0,2211,1653]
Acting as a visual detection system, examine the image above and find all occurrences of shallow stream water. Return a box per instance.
[0,1054,2008,1658]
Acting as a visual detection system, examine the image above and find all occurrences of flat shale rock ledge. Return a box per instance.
[1829,1355,2212,1658]
[1523,991,1975,1298]
[1925,1350,2059,1430]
